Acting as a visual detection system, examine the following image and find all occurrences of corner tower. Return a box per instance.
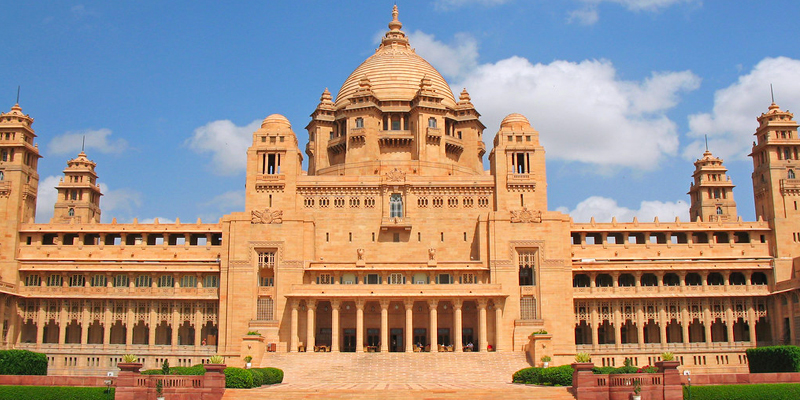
[489,113,547,212]
[750,102,800,281]
[52,151,102,223]
[688,149,737,222]
[245,114,303,213]
[0,103,40,224]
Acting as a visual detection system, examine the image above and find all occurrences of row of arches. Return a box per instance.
[573,271,768,288]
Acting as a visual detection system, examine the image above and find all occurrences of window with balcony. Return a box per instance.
[180,275,197,288]
[135,275,152,288]
[573,274,590,287]
[203,275,219,288]
[388,273,405,284]
[113,275,129,287]
[317,273,333,285]
[412,273,428,284]
[390,194,403,218]
[258,251,276,269]
[47,274,62,287]
[90,275,107,287]
[158,276,174,288]
[460,273,475,284]
[341,273,356,284]
[436,274,452,284]
[365,274,381,284]
[518,250,535,286]
[25,275,41,287]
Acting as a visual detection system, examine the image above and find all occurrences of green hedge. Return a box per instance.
[260,367,283,385]
[0,350,47,376]
[0,386,113,400]
[746,346,800,373]
[224,367,254,388]
[684,383,800,400]
[512,365,572,386]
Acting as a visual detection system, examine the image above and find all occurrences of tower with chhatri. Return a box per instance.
[52,151,102,224]
[688,148,737,222]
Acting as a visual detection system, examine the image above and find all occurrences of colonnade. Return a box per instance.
[286,297,504,353]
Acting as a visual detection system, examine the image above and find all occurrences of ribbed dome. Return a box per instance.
[262,114,291,128]
[500,113,531,129]
[335,7,456,109]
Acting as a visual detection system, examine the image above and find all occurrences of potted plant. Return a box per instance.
[631,379,641,400]
[540,355,551,368]
[244,355,253,369]
[161,359,170,375]
[155,379,165,400]
[209,355,224,364]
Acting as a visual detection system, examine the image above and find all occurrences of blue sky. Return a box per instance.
[3,1,800,224]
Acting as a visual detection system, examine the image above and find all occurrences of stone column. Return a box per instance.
[787,293,795,344]
[37,301,46,346]
[747,301,757,345]
[306,300,316,352]
[725,300,734,344]
[126,301,134,347]
[58,301,67,345]
[80,301,89,345]
[613,303,621,349]
[404,299,414,352]
[289,299,299,352]
[171,303,180,348]
[590,304,599,350]
[355,300,365,352]
[658,304,667,346]
[194,305,203,348]
[429,299,438,352]
[681,303,690,344]
[148,302,156,346]
[380,300,389,352]
[494,299,504,352]
[454,299,463,352]
[703,302,713,344]
[636,302,645,346]
[331,300,340,352]
[478,299,488,352]
[103,301,112,348]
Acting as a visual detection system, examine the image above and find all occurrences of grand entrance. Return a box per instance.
[342,328,356,352]
[390,328,403,352]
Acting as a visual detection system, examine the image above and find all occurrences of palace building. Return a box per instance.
[0,6,798,375]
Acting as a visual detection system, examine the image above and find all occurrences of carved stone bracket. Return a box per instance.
[251,208,283,224]
[510,207,542,223]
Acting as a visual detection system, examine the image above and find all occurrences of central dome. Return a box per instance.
[335,7,456,109]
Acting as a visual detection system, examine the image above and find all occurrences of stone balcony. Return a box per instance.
[572,283,770,299]
[287,283,505,298]
[18,286,219,299]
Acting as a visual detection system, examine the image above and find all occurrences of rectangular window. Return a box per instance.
[520,297,537,320]
[390,193,403,218]
[157,275,174,288]
[113,275,129,288]
[258,252,276,269]
[135,275,152,288]
[25,275,41,287]
[436,274,452,284]
[47,274,63,287]
[259,276,274,287]
[90,275,107,287]
[366,274,381,284]
[460,273,475,284]
[388,273,405,284]
[317,274,333,285]
[256,297,274,320]
[518,250,536,286]
[203,275,219,288]
[180,275,197,288]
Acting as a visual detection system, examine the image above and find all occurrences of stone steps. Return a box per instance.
[222,352,576,400]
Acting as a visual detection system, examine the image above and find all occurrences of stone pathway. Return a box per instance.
[222,352,575,400]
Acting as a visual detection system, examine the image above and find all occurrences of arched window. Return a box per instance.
[428,117,437,128]
[641,273,658,286]
[789,169,796,179]
[573,274,590,287]
[355,117,364,128]
[618,274,635,287]
[595,274,613,287]
[389,194,403,218]
[68,208,75,217]
[716,207,723,215]
[663,273,680,286]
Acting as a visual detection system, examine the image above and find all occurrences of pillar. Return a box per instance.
[58,301,67,345]
[380,300,389,352]
[590,304,599,350]
[787,293,795,344]
[454,299,463,352]
[429,299,438,352]
[306,300,316,352]
[636,302,645,347]
[725,300,734,344]
[80,301,89,345]
[613,303,621,349]
[681,303,690,344]
[747,301,757,345]
[289,299,298,352]
[37,301,45,346]
[355,300,364,352]
[148,302,156,346]
[703,302,712,344]
[125,301,134,346]
[494,299,504,352]
[404,299,414,352]
[194,304,203,348]
[478,299,488,352]
[171,302,179,347]
[103,301,111,348]
[658,304,667,346]
[331,300,340,352]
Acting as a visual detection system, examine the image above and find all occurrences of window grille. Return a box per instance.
[317,274,333,285]
[258,252,276,269]
[158,275,174,288]
[25,275,41,286]
[47,274,62,287]
[135,275,152,288]
[114,275,129,287]
[390,194,403,218]
[203,275,219,288]
[520,297,537,320]
[180,275,197,288]
[90,275,107,287]
[257,298,274,320]
[460,273,475,284]
[518,250,536,286]
[388,273,405,284]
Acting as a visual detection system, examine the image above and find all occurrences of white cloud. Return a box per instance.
[409,31,478,80]
[185,120,260,176]
[35,175,60,223]
[452,56,699,169]
[201,190,245,213]
[47,128,128,155]
[100,184,142,223]
[138,217,176,224]
[685,56,800,161]
[557,196,689,222]
[570,0,699,25]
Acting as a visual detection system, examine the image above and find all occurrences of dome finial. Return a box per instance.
[389,5,402,31]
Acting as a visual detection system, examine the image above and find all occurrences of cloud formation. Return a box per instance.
[434,0,510,10]
[408,31,478,80]
[557,196,689,222]
[185,119,261,176]
[685,57,800,161]
[47,128,128,155]
[35,175,61,223]
[570,0,698,25]
[100,184,143,223]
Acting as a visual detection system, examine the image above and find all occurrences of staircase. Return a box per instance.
[222,352,576,400]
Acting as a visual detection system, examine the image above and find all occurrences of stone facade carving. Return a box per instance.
[251,208,283,224]
[384,168,406,182]
[510,207,542,223]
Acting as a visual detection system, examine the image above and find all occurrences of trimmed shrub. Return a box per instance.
[262,367,283,384]
[0,386,113,399]
[512,367,542,384]
[0,350,47,375]
[746,346,800,373]
[684,383,800,400]
[224,367,254,388]
[592,366,616,375]
[539,365,573,386]
[250,368,266,387]
[613,366,639,374]
[142,364,207,375]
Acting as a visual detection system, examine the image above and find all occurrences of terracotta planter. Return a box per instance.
[117,362,142,373]
[204,363,227,373]
[571,362,595,372]
[656,360,680,372]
